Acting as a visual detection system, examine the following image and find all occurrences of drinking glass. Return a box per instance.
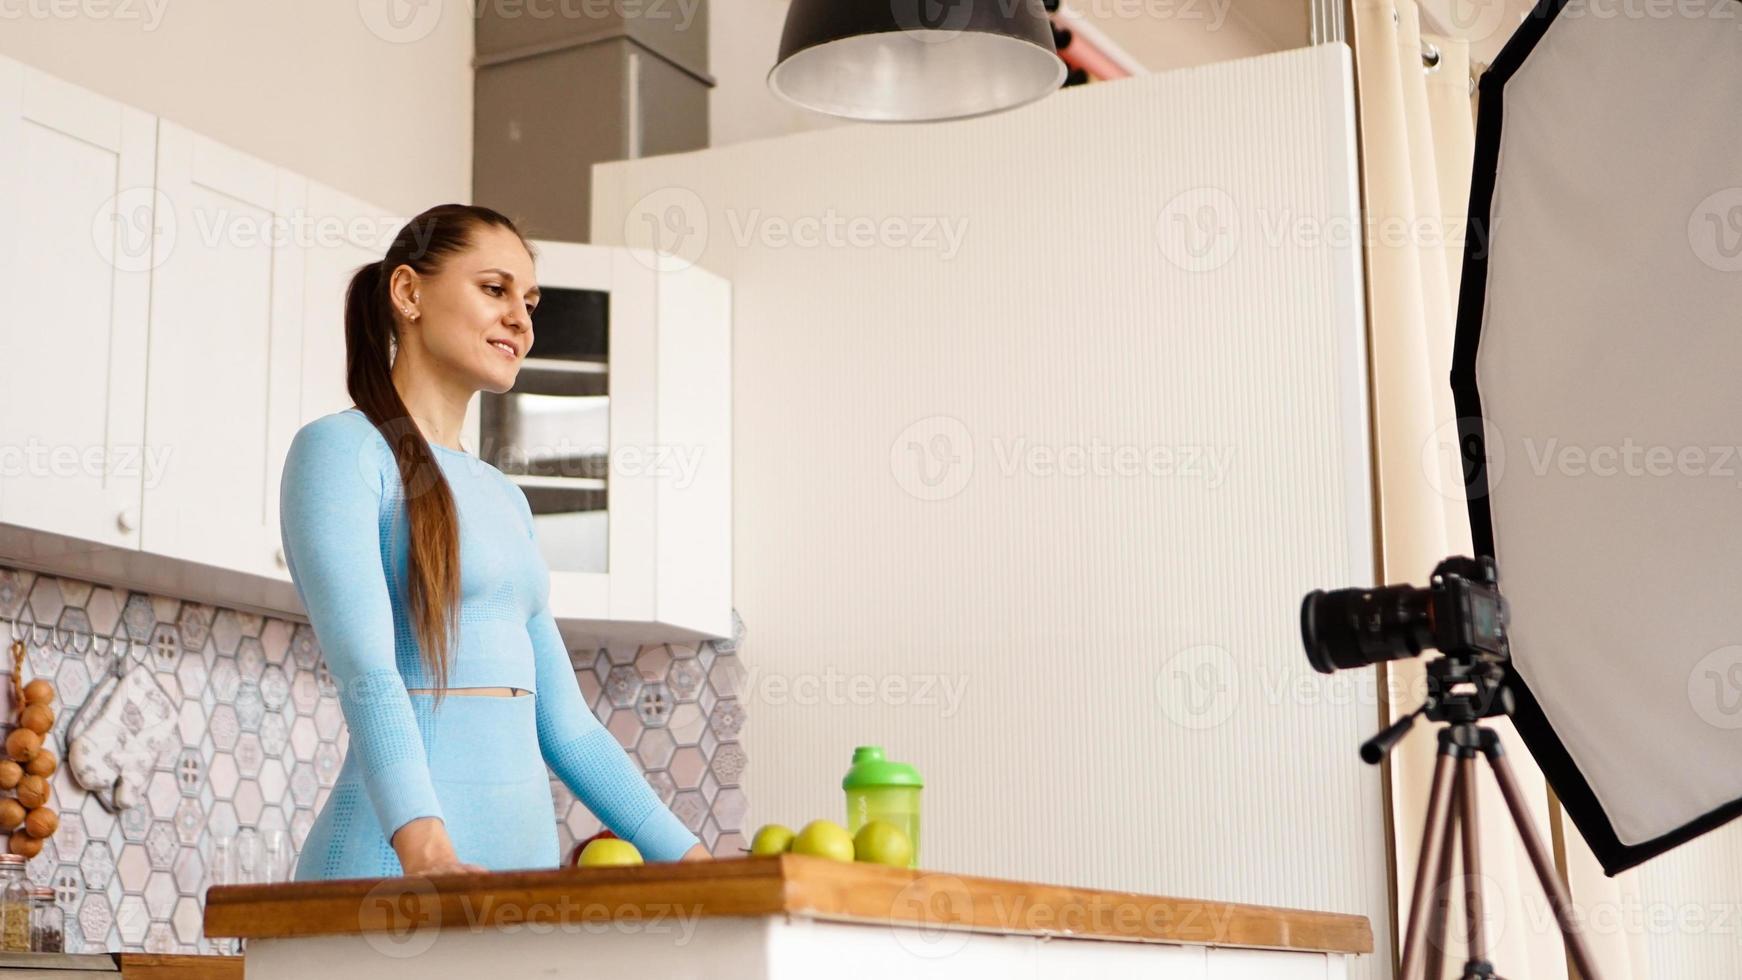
[261,830,293,884]
[206,834,238,956]
[235,829,261,885]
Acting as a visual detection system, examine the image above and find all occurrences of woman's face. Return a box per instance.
[394,224,539,395]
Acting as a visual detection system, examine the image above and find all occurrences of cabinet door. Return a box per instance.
[505,240,616,620]
[142,122,305,579]
[0,57,154,548]
[300,184,396,425]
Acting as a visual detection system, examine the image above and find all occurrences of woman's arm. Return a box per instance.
[280,415,480,876]
[510,489,706,862]
[527,598,706,861]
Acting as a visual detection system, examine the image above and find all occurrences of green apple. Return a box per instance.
[790,819,855,862]
[749,823,796,856]
[578,837,644,867]
[852,820,912,868]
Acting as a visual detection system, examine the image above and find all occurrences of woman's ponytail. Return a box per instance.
[339,206,530,706]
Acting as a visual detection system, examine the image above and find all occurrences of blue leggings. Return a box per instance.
[294,691,560,880]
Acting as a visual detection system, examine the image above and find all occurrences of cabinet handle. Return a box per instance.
[274,547,287,569]
[116,508,136,533]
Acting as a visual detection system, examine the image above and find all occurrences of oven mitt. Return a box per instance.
[67,664,178,812]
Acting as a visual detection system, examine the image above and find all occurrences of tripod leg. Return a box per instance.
[1400,746,1458,978]
[1424,772,1459,980]
[1457,754,1492,971]
[1483,745,1605,980]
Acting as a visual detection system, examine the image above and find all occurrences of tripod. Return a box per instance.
[1369,656,1604,980]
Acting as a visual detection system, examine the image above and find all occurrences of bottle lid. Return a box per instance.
[0,854,25,866]
[29,887,52,900]
[841,745,923,790]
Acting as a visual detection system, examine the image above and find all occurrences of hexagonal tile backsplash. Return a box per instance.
[0,565,749,955]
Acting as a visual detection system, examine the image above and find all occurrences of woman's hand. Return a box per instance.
[678,843,712,861]
[418,857,489,875]
[392,816,487,875]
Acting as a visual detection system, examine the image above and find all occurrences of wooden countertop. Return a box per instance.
[0,952,240,978]
[116,954,242,980]
[204,854,1372,956]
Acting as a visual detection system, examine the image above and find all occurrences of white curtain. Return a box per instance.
[1346,1,1658,975]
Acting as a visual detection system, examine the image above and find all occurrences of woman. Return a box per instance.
[279,203,709,878]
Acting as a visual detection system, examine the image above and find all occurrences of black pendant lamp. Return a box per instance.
[767,0,1067,122]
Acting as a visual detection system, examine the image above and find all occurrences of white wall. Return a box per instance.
[596,44,1390,975]
[0,0,472,214]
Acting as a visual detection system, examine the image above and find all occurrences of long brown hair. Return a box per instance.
[343,204,534,705]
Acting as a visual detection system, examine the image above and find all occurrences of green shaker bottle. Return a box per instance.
[842,746,923,868]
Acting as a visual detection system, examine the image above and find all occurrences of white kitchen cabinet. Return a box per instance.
[0,56,154,549]
[0,55,723,638]
[491,240,731,644]
[140,121,307,582]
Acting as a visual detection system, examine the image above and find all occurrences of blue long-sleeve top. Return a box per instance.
[277,407,699,861]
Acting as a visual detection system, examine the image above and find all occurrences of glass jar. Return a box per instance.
[29,886,60,953]
[0,854,29,952]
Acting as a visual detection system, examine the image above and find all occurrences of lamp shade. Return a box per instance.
[767,0,1066,122]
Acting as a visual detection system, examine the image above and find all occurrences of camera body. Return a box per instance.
[1301,555,1507,675]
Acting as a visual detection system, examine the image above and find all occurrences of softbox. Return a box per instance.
[1453,0,1742,874]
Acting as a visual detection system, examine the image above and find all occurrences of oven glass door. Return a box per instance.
[481,284,609,574]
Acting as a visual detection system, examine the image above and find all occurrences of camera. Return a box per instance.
[1300,556,1507,674]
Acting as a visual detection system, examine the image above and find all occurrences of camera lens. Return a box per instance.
[1301,585,1436,674]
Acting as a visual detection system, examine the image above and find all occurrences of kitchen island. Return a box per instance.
[204,854,1371,979]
